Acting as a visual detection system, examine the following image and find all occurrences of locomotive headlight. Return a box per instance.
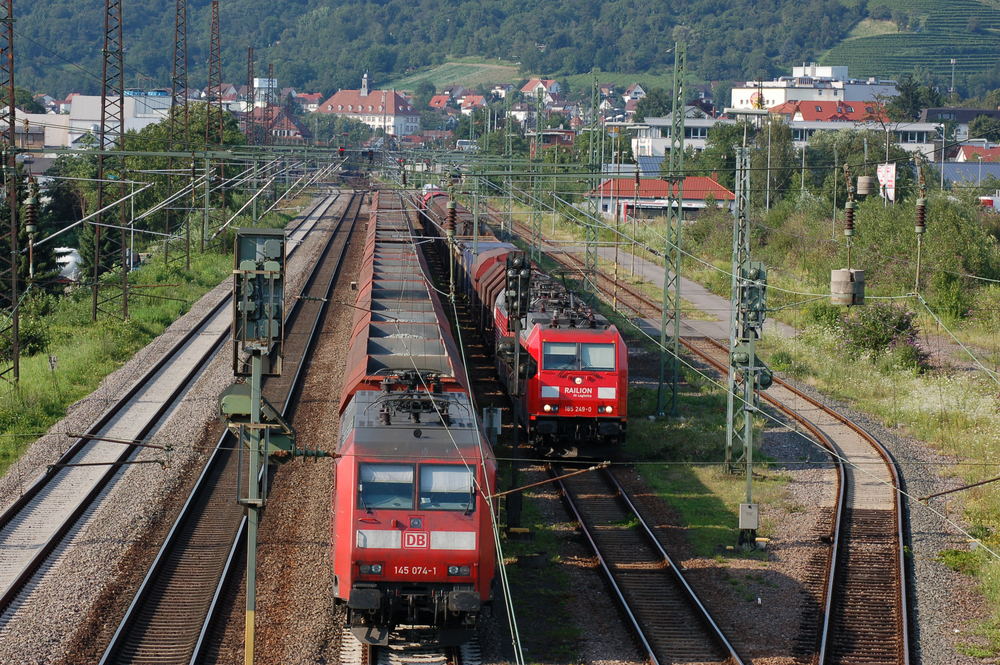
[604,405,614,414]
[543,404,551,412]
[359,563,383,575]
[574,377,583,385]
[448,565,471,576]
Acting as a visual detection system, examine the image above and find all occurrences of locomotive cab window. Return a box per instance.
[419,464,475,512]
[581,343,615,371]
[543,342,578,370]
[358,463,414,510]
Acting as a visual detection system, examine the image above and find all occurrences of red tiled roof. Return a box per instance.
[317,88,418,116]
[770,100,885,122]
[429,94,450,109]
[461,95,486,109]
[589,176,735,201]
[958,145,1000,162]
[520,78,557,93]
[296,92,323,102]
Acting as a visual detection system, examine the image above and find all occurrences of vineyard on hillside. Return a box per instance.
[824,0,1000,80]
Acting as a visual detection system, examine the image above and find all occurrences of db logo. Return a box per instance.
[403,531,429,548]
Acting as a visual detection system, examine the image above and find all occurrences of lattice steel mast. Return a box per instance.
[92,0,128,321]
[0,0,18,380]
[244,46,256,144]
[206,0,223,146]
[656,41,685,417]
[584,72,600,291]
[165,0,189,267]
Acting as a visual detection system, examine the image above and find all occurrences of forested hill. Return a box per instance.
[14,0,866,96]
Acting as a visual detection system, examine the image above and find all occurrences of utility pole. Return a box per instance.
[584,72,601,293]
[201,0,221,251]
[656,41,685,418]
[0,0,18,381]
[94,0,128,321]
[206,0,223,145]
[724,145,771,548]
[245,46,256,144]
[914,156,927,293]
[165,0,189,269]
[530,93,543,263]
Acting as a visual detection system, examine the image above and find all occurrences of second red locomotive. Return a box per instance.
[421,189,628,455]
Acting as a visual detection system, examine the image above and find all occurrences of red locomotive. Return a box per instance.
[332,191,496,645]
[421,189,628,455]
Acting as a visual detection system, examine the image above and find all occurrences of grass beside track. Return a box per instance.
[0,204,304,476]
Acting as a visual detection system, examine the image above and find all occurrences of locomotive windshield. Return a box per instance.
[358,463,414,510]
[542,342,616,371]
[419,464,475,512]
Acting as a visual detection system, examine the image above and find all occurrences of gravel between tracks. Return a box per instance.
[0,196,339,665]
[209,198,364,664]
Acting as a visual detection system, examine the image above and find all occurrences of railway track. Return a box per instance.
[0,192,341,625]
[554,463,743,665]
[98,190,365,664]
[508,217,909,664]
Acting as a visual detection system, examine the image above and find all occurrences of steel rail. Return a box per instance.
[553,465,743,665]
[99,190,363,664]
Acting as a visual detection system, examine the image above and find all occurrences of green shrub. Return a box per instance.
[839,302,929,370]
[806,300,843,329]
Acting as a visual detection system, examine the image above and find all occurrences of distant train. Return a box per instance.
[421,189,628,455]
[332,191,496,645]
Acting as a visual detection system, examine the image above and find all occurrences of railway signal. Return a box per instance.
[725,146,773,549]
[220,228,327,665]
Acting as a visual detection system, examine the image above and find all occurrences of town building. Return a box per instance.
[730,64,897,110]
[634,113,940,157]
[920,107,1000,143]
[520,78,561,100]
[316,73,419,136]
[586,175,736,218]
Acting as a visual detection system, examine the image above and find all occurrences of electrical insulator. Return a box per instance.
[915,197,926,235]
[844,201,855,237]
[445,200,456,232]
[24,194,37,236]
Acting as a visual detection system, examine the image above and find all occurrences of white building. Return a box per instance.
[731,64,898,110]
[634,114,941,157]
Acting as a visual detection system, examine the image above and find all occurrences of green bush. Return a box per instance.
[806,300,843,329]
[839,302,929,370]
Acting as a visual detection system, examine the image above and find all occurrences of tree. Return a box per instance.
[750,118,796,207]
[14,88,44,113]
[969,114,1000,142]
[886,75,942,121]
[686,122,754,189]
[633,88,672,121]
[413,80,436,110]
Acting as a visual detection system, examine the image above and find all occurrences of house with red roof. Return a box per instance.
[956,145,1000,162]
[316,73,420,136]
[294,92,324,112]
[521,78,561,100]
[586,176,736,218]
[428,94,450,110]
[246,106,310,143]
[769,100,885,123]
[460,95,487,115]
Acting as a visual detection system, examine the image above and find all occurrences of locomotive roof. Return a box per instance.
[339,389,486,459]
